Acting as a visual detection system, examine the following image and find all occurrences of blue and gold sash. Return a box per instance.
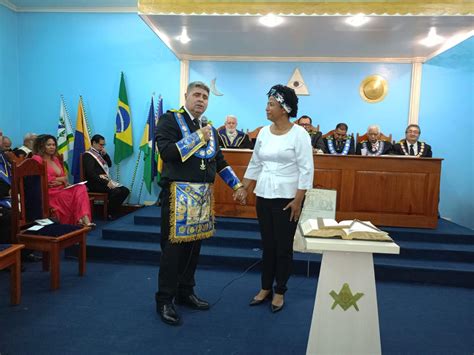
[174,112,217,162]
[169,181,215,243]
[0,153,11,209]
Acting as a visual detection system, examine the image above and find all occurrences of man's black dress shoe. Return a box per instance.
[249,292,272,306]
[176,294,210,310]
[157,303,181,325]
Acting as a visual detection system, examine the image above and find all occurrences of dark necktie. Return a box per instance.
[409,144,415,156]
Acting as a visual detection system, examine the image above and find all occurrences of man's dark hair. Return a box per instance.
[187,81,210,94]
[335,123,348,131]
[91,134,105,144]
[297,115,312,124]
[405,124,421,134]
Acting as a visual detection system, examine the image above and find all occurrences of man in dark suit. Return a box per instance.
[13,133,36,158]
[296,115,326,153]
[324,122,355,155]
[0,134,12,244]
[82,134,129,219]
[217,115,253,149]
[154,81,247,326]
[393,124,432,157]
[356,124,392,156]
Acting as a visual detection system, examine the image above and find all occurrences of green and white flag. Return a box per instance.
[57,96,75,173]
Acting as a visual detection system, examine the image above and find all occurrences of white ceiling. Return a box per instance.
[141,15,474,62]
[3,0,473,61]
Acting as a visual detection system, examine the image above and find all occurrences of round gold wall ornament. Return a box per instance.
[360,75,388,103]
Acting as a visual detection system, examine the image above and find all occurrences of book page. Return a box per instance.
[294,188,337,252]
[299,189,337,224]
[64,181,87,190]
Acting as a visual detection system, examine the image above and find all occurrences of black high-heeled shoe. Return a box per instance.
[271,302,284,313]
[249,291,272,306]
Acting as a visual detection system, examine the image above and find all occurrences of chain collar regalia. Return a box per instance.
[327,136,352,155]
[361,141,385,156]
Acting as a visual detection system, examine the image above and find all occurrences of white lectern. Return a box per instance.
[304,238,400,355]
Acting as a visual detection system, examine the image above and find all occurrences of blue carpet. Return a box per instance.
[69,206,474,287]
[0,260,473,354]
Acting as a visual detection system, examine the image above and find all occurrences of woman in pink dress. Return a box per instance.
[32,135,93,226]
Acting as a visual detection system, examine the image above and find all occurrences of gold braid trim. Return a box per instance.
[139,1,474,16]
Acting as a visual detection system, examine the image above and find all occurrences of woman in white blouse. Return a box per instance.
[241,85,314,313]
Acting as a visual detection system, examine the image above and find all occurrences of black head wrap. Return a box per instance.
[267,84,298,118]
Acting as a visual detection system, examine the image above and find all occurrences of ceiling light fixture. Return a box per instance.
[259,13,284,28]
[419,27,444,47]
[177,27,191,44]
[345,14,370,27]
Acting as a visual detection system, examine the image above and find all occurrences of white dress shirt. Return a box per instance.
[244,125,314,199]
[184,106,203,127]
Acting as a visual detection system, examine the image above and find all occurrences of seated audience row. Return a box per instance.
[216,114,432,158]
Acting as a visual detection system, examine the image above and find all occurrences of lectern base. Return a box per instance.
[306,251,381,355]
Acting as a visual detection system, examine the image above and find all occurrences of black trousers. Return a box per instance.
[0,207,12,244]
[107,186,129,216]
[256,197,298,295]
[155,187,202,306]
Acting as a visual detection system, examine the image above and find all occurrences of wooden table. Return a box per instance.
[214,149,442,228]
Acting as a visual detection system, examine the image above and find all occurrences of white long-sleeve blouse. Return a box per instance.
[244,124,314,199]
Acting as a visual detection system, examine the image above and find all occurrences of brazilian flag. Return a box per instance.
[114,72,133,164]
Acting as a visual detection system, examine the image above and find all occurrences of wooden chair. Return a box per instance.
[247,126,263,141]
[356,132,392,143]
[0,244,25,304]
[322,129,335,139]
[11,158,89,290]
[4,151,25,166]
[80,153,109,220]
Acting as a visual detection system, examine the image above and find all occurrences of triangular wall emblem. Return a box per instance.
[287,68,309,96]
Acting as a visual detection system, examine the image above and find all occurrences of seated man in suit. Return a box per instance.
[324,123,355,155]
[217,115,253,149]
[13,133,37,158]
[356,124,392,156]
[82,134,130,219]
[1,136,12,152]
[296,115,326,153]
[0,133,12,244]
[393,124,432,157]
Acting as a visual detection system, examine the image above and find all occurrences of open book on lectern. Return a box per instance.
[299,218,393,242]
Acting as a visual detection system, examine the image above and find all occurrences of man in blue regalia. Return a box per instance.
[356,124,392,156]
[154,81,247,326]
[0,133,12,244]
[217,115,253,149]
[324,122,355,155]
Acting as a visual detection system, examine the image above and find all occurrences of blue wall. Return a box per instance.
[12,11,180,203]
[420,37,474,229]
[190,61,412,140]
[0,5,20,143]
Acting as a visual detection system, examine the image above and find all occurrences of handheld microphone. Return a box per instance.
[201,116,208,127]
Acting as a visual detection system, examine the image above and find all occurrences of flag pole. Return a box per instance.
[61,95,74,134]
[125,149,142,205]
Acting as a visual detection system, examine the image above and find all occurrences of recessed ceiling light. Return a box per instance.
[345,14,370,27]
[419,27,444,47]
[259,14,284,28]
[177,27,191,44]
